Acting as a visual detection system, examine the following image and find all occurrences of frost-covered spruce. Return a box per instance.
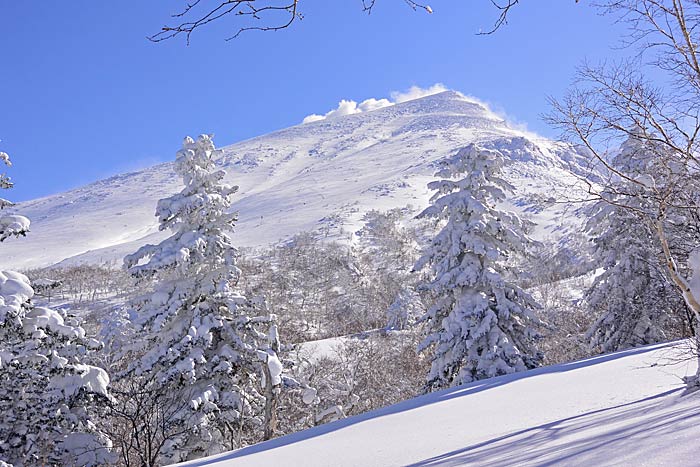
[0,154,112,467]
[124,135,281,462]
[0,152,29,242]
[585,133,682,352]
[415,144,541,390]
[584,202,679,352]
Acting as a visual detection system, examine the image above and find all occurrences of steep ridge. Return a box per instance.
[5,91,593,269]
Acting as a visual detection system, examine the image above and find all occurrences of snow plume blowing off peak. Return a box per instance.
[302,84,455,123]
[301,84,512,129]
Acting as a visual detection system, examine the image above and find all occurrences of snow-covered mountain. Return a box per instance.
[5,91,593,269]
[178,340,699,467]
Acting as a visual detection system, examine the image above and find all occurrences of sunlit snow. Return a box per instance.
[179,341,699,467]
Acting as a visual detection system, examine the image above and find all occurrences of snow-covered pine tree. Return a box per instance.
[0,153,112,467]
[415,143,541,390]
[0,152,29,242]
[585,201,682,351]
[585,132,684,352]
[123,135,282,463]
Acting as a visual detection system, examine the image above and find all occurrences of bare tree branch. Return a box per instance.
[150,1,527,44]
[479,0,521,34]
[149,0,304,44]
[549,0,700,387]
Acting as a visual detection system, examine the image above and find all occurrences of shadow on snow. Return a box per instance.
[183,341,689,466]
[406,387,698,466]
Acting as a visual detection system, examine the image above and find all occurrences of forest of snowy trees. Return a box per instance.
[1,128,699,465]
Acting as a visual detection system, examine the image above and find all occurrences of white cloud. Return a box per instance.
[302,114,326,124]
[357,97,393,112]
[302,98,394,124]
[331,99,361,117]
[301,84,449,124]
[390,83,448,103]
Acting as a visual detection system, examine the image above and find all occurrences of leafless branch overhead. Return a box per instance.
[149,0,303,44]
[150,0,520,44]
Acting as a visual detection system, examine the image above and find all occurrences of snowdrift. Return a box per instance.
[178,341,699,467]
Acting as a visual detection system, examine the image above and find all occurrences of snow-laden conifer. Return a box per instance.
[0,152,29,242]
[0,153,112,467]
[585,132,683,352]
[584,203,680,352]
[415,143,541,390]
[123,135,281,462]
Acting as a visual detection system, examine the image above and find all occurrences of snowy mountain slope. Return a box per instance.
[5,91,593,269]
[179,341,699,467]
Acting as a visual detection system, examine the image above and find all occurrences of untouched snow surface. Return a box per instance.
[5,91,592,269]
[179,341,698,467]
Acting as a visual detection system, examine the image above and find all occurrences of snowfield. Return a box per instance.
[5,91,593,269]
[179,341,698,467]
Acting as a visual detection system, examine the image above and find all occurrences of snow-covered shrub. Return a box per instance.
[530,274,594,365]
[355,208,424,330]
[240,233,389,341]
[386,288,424,331]
[415,144,542,390]
[280,331,427,432]
[355,208,419,276]
[26,264,134,305]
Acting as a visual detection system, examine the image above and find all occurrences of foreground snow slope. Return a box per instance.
[180,341,698,467]
[6,91,592,269]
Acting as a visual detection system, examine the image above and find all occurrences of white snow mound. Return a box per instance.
[177,341,699,467]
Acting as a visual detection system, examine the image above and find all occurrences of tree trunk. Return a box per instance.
[654,219,700,386]
[262,358,278,440]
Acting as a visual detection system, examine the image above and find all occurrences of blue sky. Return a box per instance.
[0,1,626,201]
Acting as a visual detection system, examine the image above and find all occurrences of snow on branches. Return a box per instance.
[415,143,541,390]
[585,132,687,352]
[0,153,29,241]
[0,153,111,466]
[123,135,282,462]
